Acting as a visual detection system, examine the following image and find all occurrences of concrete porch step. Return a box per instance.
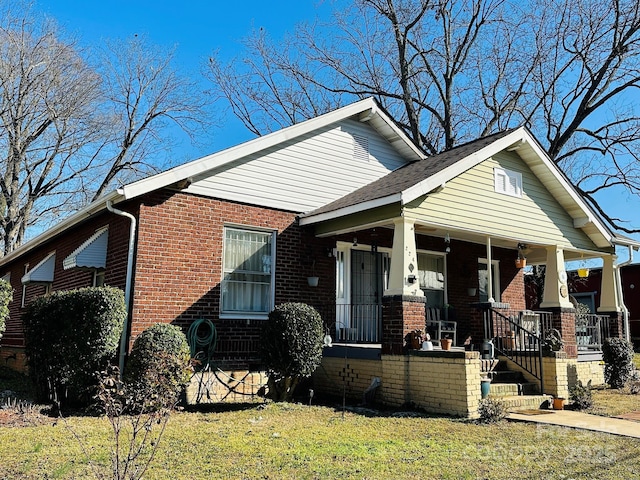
[489,382,540,396]
[489,394,553,412]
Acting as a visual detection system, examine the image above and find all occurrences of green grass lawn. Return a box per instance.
[1,363,640,479]
[0,401,639,479]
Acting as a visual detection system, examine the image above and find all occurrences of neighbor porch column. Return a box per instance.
[598,254,624,339]
[385,217,424,297]
[598,254,620,313]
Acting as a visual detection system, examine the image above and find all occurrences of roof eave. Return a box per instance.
[299,194,402,225]
[0,190,123,268]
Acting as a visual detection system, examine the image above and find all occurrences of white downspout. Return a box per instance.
[616,245,635,342]
[106,200,137,375]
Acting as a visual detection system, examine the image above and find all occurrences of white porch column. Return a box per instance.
[385,217,424,297]
[540,245,573,309]
[486,236,494,303]
[598,254,621,313]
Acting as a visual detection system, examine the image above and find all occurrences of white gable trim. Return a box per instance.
[22,252,55,284]
[63,227,109,270]
[120,98,425,201]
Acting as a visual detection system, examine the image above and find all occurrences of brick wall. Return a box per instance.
[381,296,426,354]
[132,190,335,369]
[314,351,482,417]
[0,207,133,360]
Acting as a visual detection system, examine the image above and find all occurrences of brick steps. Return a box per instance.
[490,394,553,411]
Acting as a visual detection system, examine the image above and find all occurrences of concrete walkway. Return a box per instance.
[508,409,640,438]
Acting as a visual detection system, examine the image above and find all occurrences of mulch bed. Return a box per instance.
[615,411,640,422]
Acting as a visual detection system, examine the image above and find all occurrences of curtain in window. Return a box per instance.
[222,228,272,313]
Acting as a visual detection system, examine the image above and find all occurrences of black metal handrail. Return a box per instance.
[485,308,545,394]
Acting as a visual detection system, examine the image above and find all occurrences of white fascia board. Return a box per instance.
[120,98,424,201]
[401,128,530,205]
[0,190,123,268]
[299,194,402,226]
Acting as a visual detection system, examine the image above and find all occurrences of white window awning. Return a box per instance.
[22,252,56,284]
[63,227,108,270]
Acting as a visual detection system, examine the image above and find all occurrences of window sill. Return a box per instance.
[219,313,269,321]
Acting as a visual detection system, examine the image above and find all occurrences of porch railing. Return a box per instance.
[485,308,548,394]
[576,314,610,352]
[313,304,382,343]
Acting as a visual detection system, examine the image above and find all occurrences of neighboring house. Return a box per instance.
[567,264,640,349]
[0,98,637,416]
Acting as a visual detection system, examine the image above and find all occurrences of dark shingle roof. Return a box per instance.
[305,128,518,217]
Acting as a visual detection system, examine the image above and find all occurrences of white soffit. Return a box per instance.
[63,227,109,270]
[22,252,56,284]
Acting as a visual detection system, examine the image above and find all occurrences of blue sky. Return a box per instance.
[36,1,640,258]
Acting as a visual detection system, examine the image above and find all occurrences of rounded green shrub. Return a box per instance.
[261,303,323,402]
[22,287,125,407]
[124,323,192,411]
[602,337,635,389]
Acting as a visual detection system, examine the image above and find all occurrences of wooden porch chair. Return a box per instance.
[425,307,457,346]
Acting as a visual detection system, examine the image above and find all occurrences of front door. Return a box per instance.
[349,250,389,342]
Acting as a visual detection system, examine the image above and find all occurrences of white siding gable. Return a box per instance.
[184,119,410,213]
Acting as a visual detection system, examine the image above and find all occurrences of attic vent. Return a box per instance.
[352,134,370,162]
[494,167,522,198]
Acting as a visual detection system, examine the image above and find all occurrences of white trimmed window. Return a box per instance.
[494,167,522,198]
[221,226,275,318]
[418,252,446,307]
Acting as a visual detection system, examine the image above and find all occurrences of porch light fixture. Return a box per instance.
[577,254,589,278]
[444,233,450,253]
[516,243,527,269]
[353,237,358,247]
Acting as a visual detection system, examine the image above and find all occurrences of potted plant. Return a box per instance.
[421,332,433,350]
[307,260,319,287]
[440,335,452,351]
[481,375,492,399]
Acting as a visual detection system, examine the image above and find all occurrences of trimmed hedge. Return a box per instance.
[602,337,635,389]
[124,323,192,411]
[261,303,323,401]
[0,279,12,343]
[23,287,125,407]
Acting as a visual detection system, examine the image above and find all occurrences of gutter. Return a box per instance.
[106,200,137,376]
[615,245,637,342]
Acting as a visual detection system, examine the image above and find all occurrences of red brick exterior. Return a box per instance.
[131,190,334,369]
[0,188,538,372]
[549,307,578,358]
[381,295,426,354]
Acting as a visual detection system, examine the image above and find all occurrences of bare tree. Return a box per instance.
[91,37,210,200]
[0,4,103,254]
[0,2,212,254]
[207,0,640,233]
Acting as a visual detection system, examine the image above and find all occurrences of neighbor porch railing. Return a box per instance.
[576,314,610,352]
[485,308,550,394]
[313,304,382,343]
